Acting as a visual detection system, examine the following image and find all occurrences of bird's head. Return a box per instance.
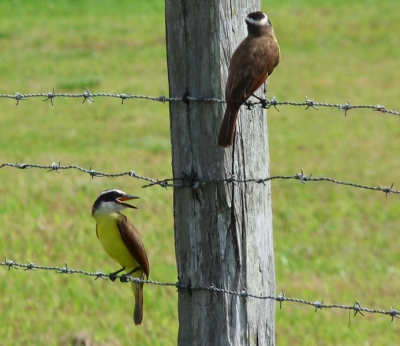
[92,189,139,216]
[245,11,272,35]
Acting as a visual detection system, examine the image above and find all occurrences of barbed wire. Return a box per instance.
[0,161,398,196]
[1,88,399,117]
[0,88,223,106]
[1,258,398,322]
[0,161,159,184]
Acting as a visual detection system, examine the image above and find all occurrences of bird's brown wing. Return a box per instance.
[228,71,258,104]
[226,44,259,105]
[117,214,150,278]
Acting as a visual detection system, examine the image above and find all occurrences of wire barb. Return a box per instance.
[25,261,36,271]
[43,87,56,105]
[314,300,323,312]
[269,97,280,111]
[277,290,285,309]
[353,301,365,317]
[82,87,94,103]
[389,308,400,322]
[305,96,318,110]
[48,161,61,173]
[13,92,28,105]
[374,104,387,113]
[338,100,351,116]
[118,93,131,105]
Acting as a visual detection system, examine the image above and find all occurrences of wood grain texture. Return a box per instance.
[166,1,275,344]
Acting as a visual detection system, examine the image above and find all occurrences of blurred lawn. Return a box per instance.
[0,0,399,345]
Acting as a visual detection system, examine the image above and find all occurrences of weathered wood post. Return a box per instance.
[165,1,275,344]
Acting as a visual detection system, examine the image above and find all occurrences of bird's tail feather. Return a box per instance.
[218,107,239,148]
[131,277,144,325]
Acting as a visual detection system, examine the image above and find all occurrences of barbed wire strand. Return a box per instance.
[1,258,399,321]
[0,161,159,184]
[0,162,397,196]
[1,89,399,116]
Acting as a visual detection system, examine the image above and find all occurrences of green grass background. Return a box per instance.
[0,0,399,344]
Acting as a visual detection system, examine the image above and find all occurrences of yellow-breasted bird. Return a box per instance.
[218,11,280,147]
[92,189,149,325]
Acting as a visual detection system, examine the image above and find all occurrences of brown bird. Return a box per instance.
[92,189,150,325]
[218,11,280,147]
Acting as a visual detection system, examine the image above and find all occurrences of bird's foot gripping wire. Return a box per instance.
[109,267,125,282]
[251,93,269,108]
[120,266,140,283]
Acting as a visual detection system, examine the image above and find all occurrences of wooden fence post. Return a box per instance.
[165,1,275,344]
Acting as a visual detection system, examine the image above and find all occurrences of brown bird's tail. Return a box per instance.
[132,280,144,325]
[218,106,240,147]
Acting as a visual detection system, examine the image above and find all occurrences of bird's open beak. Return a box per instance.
[116,195,140,209]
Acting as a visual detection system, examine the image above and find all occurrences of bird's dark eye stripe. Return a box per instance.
[103,193,118,202]
[99,189,126,202]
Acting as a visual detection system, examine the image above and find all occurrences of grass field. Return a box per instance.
[0,0,399,345]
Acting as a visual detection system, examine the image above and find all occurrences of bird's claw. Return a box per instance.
[120,274,130,283]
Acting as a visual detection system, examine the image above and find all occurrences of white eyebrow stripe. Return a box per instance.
[245,14,268,26]
[99,188,126,196]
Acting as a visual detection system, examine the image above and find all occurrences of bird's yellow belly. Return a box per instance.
[95,213,138,270]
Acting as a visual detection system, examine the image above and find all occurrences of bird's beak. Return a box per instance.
[116,195,140,209]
